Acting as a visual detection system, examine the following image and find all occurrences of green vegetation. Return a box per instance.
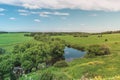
[0,33,66,79]
[0,48,5,54]
[0,32,120,80]
[0,33,33,52]
[85,44,110,58]
[54,60,68,68]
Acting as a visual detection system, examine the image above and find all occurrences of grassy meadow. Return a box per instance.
[0,33,120,80]
[21,33,120,80]
[0,33,33,52]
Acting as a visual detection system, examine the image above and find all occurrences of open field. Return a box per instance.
[20,33,120,80]
[0,33,33,52]
[53,33,120,46]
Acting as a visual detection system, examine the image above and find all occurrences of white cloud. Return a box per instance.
[18,9,29,13]
[0,8,5,12]
[18,9,29,16]
[1,0,120,11]
[9,17,16,20]
[19,13,28,16]
[34,19,41,22]
[39,12,50,17]
[30,11,40,14]
[17,9,69,17]
[0,13,5,15]
[53,12,69,16]
[39,11,69,17]
[40,14,49,17]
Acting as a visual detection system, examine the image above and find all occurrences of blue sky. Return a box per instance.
[0,0,120,32]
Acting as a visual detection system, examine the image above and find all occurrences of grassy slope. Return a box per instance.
[0,33,33,52]
[54,33,120,79]
[21,33,120,80]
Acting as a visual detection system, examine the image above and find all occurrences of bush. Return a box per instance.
[105,39,108,42]
[0,48,5,54]
[86,45,110,58]
[54,60,68,68]
[24,34,30,36]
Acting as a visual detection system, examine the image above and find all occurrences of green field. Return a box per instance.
[20,33,120,80]
[54,33,120,46]
[0,33,33,52]
[0,33,120,80]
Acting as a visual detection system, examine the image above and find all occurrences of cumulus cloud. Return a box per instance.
[39,11,69,17]
[53,12,69,16]
[30,11,40,14]
[34,19,41,22]
[39,12,51,17]
[17,9,69,17]
[18,9,29,13]
[19,13,28,16]
[0,8,5,12]
[9,17,16,20]
[18,9,30,16]
[1,0,120,11]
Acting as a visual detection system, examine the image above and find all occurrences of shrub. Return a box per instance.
[80,34,89,37]
[86,45,110,58]
[24,34,30,36]
[73,35,79,37]
[0,48,5,54]
[105,39,108,42]
[54,60,68,68]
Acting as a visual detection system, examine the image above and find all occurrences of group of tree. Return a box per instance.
[0,35,66,80]
[24,32,91,37]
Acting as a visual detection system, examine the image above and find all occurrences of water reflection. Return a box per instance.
[64,47,86,61]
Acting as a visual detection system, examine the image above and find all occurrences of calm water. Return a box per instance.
[64,47,86,61]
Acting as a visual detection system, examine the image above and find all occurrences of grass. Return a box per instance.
[0,33,119,79]
[53,33,120,46]
[0,33,33,52]
[21,33,120,80]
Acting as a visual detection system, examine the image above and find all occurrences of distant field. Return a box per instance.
[54,33,120,46]
[0,33,33,52]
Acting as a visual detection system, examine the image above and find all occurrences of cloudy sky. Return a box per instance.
[0,0,120,32]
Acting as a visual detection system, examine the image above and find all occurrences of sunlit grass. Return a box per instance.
[23,33,120,80]
[0,33,33,52]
